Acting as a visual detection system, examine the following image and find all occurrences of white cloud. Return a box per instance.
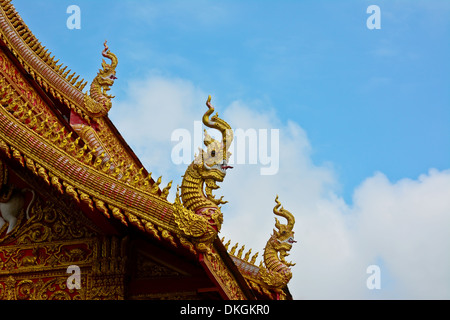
[110,74,207,185]
[110,74,450,300]
[352,169,450,299]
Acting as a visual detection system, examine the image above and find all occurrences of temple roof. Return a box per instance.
[0,0,184,262]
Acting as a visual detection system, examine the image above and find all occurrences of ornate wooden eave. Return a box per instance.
[0,98,179,242]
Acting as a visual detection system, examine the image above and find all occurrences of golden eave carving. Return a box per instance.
[0,104,252,298]
[0,80,197,254]
[0,107,173,230]
[200,250,247,300]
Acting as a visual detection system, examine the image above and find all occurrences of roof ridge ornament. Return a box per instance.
[172,96,233,252]
[86,40,118,117]
[258,195,297,291]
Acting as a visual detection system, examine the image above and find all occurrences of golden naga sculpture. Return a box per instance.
[86,40,118,117]
[258,196,296,290]
[173,96,233,252]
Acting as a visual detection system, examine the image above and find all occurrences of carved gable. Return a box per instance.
[0,161,128,300]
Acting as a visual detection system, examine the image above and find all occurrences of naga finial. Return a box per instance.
[101,40,118,74]
[87,40,118,116]
[172,96,234,252]
[188,96,234,208]
[202,95,234,165]
[273,195,296,242]
[258,196,297,291]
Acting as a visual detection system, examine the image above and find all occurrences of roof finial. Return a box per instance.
[258,195,297,289]
[86,40,118,117]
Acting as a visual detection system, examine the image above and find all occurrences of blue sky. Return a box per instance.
[12,1,450,299]
[15,0,449,203]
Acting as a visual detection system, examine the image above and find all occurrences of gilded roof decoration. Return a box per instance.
[85,40,118,117]
[222,196,296,299]
[173,96,233,253]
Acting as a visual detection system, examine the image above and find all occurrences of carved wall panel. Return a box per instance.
[0,274,87,300]
[0,164,128,300]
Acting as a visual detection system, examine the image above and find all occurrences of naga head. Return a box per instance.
[271,195,296,267]
[193,96,234,204]
[259,195,297,289]
[98,40,118,98]
[175,96,234,249]
[90,40,118,104]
